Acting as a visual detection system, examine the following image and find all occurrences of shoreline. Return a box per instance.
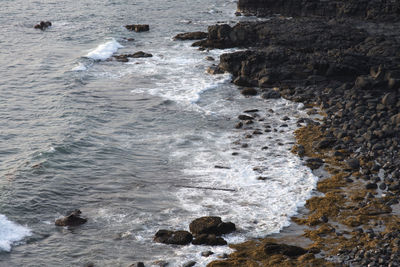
[191,2,400,266]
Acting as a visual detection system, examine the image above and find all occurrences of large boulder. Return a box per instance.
[55,209,87,227]
[189,216,236,236]
[154,230,193,245]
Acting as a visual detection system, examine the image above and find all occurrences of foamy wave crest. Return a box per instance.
[0,214,31,252]
[86,38,123,61]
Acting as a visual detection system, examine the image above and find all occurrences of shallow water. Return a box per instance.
[0,1,317,266]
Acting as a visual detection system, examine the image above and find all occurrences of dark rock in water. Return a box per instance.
[189,216,236,235]
[182,261,196,267]
[241,87,258,96]
[125,24,150,32]
[174,32,208,40]
[113,52,153,62]
[205,56,215,61]
[264,242,308,258]
[201,251,214,257]
[154,230,193,245]
[192,234,227,246]
[34,21,52,30]
[55,209,87,227]
[206,65,224,75]
[238,114,254,121]
[233,76,253,87]
[261,89,280,99]
[129,262,145,267]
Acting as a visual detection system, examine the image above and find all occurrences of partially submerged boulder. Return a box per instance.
[113,52,153,62]
[154,230,193,245]
[125,24,149,32]
[55,209,87,227]
[34,21,52,30]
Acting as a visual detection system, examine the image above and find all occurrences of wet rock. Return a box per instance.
[154,230,193,245]
[34,21,52,30]
[366,183,378,190]
[192,234,227,246]
[241,87,257,96]
[261,89,280,99]
[152,260,168,267]
[205,56,215,61]
[189,216,236,235]
[346,158,360,170]
[238,114,254,121]
[174,32,208,40]
[206,65,224,75]
[182,261,196,267]
[55,209,87,227]
[264,242,308,258]
[128,263,145,267]
[114,52,153,62]
[125,24,150,32]
[201,251,214,257]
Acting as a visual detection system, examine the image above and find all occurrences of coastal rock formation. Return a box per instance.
[192,234,227,246]
[237,0,400,21]
[125,24,150,32]
[173,32,208,40]
[55,209,87,227]
[113,52,153,62]
[153,230,193,245]
[34,21,52,30]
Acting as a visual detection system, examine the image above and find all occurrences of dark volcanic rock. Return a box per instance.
[264,242,308,257]
[174,32,208,40]
[241,87,258,96]
[55,209,87,227]
[125,24,150,32]
[237,0,400,21]
[34,21,52,30]
[192,234,227,246]
[189,216,236,236]
[154,230,193,245]
[113,52,153,62]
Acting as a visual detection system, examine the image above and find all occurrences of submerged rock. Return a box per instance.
[34,21,52,30]
[125,24,150,32]
[55,209,87,227]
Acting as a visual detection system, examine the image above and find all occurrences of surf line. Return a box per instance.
[174,185,236,192]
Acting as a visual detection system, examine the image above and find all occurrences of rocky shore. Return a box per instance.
[189,1,400,266]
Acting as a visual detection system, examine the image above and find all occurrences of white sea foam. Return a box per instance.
[71,62,87,71]
[0,214,31,252]
[86,38,123,61]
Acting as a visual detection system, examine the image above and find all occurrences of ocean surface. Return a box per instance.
[0,0,318,266]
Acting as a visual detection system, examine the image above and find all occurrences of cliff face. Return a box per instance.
[237,0,400,21]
